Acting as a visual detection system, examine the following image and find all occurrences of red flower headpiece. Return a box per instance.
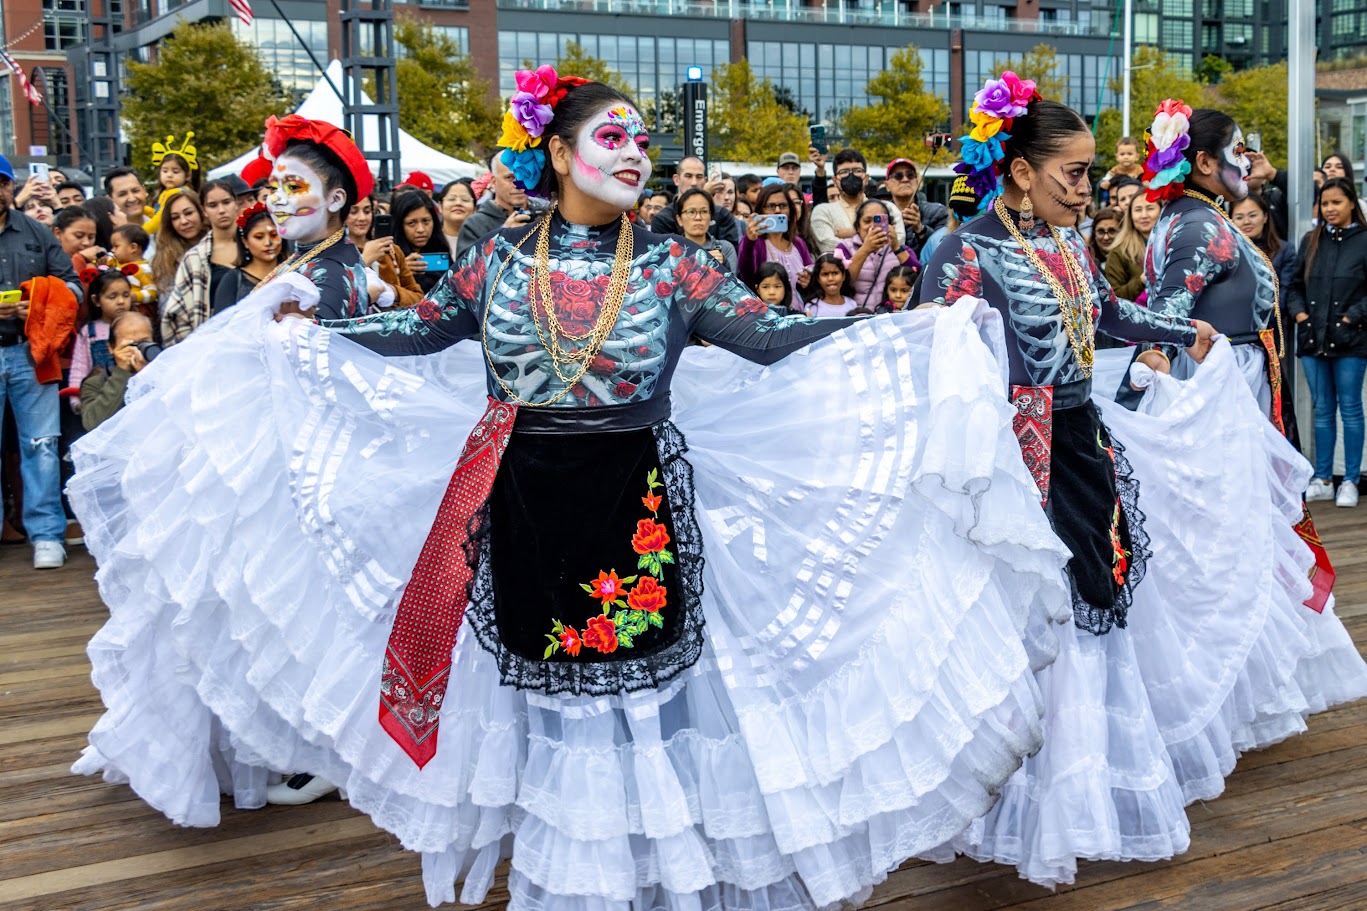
[240,154,272,187]
[261,114,375,200]
[236,200,268,232]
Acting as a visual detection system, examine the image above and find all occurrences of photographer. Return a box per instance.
[79,312,156,431]
[884,157,947,256]
[456,151,532,257]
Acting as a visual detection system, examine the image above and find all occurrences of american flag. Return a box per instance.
[0,52,42,106]
[229,0,254,26]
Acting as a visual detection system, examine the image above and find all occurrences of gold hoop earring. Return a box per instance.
[1019,194,1036,232]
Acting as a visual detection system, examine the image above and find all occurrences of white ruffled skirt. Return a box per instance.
[951,340,1367,888]
[1110,345,1367,804]
[68,287,1074,910]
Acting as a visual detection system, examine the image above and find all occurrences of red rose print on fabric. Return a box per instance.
[416,299,442,322]
[543,469,671,658]
[1185,273,1207,294]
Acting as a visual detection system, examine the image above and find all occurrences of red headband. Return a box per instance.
[236,201,268,232]
[262,114,375,200]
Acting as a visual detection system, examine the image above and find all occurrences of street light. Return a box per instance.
[686,66,703,82]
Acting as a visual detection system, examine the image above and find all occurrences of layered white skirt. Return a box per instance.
[69,287,1074,910]
[952,340,1367,888]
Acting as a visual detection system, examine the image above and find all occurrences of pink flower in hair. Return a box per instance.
[1155,98,1193,119]
[1000,71,1038,106]
[515,65,560,102]
[510,91,554,138]
[973,78,1024,121]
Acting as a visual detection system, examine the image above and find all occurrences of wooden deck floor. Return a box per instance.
[1,505,1364,911]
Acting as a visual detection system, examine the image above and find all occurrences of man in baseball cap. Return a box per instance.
[776,152,802,185]
[884,157,947,256]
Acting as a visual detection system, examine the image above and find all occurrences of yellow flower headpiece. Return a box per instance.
[151,132,199,171]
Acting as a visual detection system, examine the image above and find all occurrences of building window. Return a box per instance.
[44,0,88,50]
[231,17,329,92]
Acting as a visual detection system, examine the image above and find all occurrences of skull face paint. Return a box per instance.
[1218,129,1250,201]
[569,104,652,211]
[267,154,339,242]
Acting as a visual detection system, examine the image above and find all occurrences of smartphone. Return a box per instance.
[1245,131,1262,153]
[373,213,393,237]
[752,214,789,234]
[0,289,21,304]
[422,252,451,272]
[810,124,828,155]
[870,213,887,227]
[708,162,723,183]
[28,162,50,182]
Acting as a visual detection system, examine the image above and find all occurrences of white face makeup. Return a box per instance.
[569,104,652,211]
[266,154,345,242]
[1218,129,1250,201]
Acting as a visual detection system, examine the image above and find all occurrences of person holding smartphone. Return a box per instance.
[738,183,812,293]
[456,152,533,258]
[390,190,449,293]
[835,199,919,309]
[0,153,82,570]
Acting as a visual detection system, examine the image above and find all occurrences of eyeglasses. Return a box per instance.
[1230,212,1261,222]
[680,208,711,218]
[834,168,867,179]
[1093,227,1119,237]
[762,203,788,212]
[886,171,916,181]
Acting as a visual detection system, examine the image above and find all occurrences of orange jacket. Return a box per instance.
[22,276,79,385]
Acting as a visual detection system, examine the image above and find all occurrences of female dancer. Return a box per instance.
[919,73,1217,885]
[69,70,1076,909]
[1136,101,1367,804]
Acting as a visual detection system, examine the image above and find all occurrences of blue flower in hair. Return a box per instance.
[500,147,547,193]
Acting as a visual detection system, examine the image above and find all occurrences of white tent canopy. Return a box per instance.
[210,60,483,187]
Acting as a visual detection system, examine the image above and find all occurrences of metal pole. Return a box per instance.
[1121,0,1132,137]
[1287,0,1314,242]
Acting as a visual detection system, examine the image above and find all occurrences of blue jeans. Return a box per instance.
[1301,354,1367,483]
[0,341,63,542]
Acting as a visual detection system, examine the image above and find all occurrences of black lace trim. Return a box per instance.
[463,420,706,695]
[1071,435,1151,636]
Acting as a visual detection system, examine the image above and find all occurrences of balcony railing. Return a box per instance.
[495,0,1107,35]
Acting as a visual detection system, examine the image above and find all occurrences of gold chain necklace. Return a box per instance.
[260,227,347,286]
[482,210,635,407]
[1181,189,1284,359]
[994,197,1097,376]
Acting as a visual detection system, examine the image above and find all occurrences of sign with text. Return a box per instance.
[682,80,708,165]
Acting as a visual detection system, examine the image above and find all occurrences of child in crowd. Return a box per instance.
[144,134,200,234]
[68,269,134,416]
[880,265,916,312]
[52,207,102,276]
[803,253,857,318]
[1100,136,1144,201]
[108,224,157,319]
[79,311,154,431]
[752,261,796,313]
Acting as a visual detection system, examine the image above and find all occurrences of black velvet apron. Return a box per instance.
[466,397,706,695]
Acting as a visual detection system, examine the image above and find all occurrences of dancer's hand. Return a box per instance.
[1185,319,1217,363]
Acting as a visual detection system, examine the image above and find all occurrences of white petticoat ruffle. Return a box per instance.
[69,286,1072,909]
[1103,343,1367,804]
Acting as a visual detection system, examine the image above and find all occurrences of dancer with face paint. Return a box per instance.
[918,74,1212,885]
[259,115,373,320]
[1117,100,1367,811]
[65,66,1092,910]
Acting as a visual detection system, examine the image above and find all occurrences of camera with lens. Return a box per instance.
[132,340,163,363]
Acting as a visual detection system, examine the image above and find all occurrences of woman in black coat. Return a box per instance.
[1288,177,1367,507]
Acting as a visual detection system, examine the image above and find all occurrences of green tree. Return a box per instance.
[554,40,635,96]
[394,14,501,162]
[708,58,810,162]
[122,21,288,177]
[1210,61,1288,167]
[1195,53,1235,85]
[991,43,1069,103]
[839,45,950,165]
[1093,46,1210,172]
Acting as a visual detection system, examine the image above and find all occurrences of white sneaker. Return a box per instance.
[1307,479,1335,501]
[266,773,338,805]
[1337,481,1359,508]
[33,541,66,569]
